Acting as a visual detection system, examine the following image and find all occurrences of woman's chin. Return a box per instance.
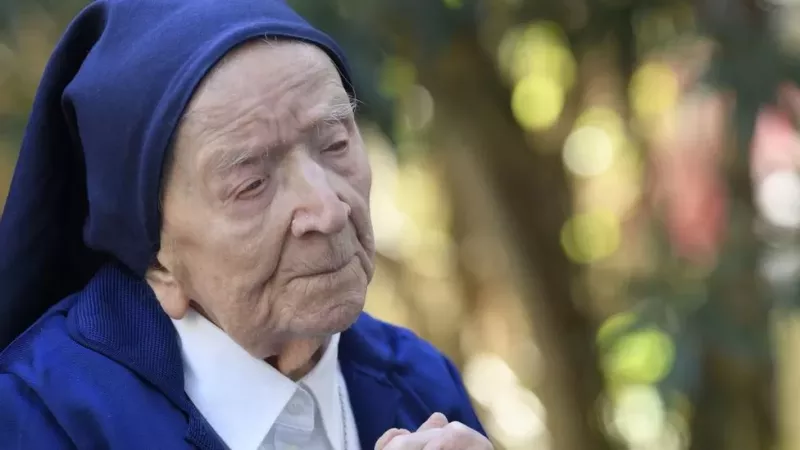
[314,293,365,335]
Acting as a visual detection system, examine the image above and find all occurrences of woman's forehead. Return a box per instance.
[179,41,345,129]
[170,41,352,174]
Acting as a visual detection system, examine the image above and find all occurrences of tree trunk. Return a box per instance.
[413,31,613,450]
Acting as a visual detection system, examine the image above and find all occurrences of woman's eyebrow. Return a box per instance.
[207,146,267,177]
[205,93,356,176]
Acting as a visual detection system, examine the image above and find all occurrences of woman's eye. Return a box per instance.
[238,179,265,197]
[324,140,349,154]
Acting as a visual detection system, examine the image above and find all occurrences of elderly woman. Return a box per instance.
[0,1,491,449]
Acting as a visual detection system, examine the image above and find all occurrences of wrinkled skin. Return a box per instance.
[146,40,375,376]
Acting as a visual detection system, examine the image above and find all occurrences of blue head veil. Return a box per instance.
[0,0,353,349]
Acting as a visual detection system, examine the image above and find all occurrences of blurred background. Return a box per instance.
[3,0,800,449]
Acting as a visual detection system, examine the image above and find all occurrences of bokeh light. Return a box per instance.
[502,21,576,132]
[630,62,679,125]
[610,385,666,447]
[603,327,675,384]
[511,74,564,131]
[561,210,622,263]
[563,126,615,178]
[499,21,576,89]
[756,170,800,229]
[463,354,549,449]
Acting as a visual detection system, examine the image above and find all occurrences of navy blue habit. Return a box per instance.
[0,0,485,448]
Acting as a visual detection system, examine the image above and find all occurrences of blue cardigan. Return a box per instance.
[0,265,484,449]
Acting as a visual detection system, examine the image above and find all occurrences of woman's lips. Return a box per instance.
[291,255,357,280]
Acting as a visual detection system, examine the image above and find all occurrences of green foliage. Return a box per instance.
[287,0,480,142]
[288,0,396,140]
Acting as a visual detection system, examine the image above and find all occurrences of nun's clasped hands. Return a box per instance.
[376,413,493,450]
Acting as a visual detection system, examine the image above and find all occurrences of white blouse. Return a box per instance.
[172,309,361,450]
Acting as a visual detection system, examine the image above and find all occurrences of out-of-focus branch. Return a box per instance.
[683,1,777,447]
[687,117,776,450]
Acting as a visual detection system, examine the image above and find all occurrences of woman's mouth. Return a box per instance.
[291,255,357,281]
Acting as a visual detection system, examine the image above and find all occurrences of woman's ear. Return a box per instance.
[145,256,190,319]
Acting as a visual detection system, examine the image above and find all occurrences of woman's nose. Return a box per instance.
[288,156,350,237]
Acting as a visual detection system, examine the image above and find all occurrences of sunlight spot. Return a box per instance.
[604,328,675,384]
[611,385,666,447]
[563,126,615,178]
[630,62,678,122]
[400,84,435,132]
[498,21,576,89]
[511,75,564,131]
[756,170,800,229]
[463,353,519,406]
[560,210,621,263]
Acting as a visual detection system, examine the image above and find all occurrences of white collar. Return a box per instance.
[172,309,344,450]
